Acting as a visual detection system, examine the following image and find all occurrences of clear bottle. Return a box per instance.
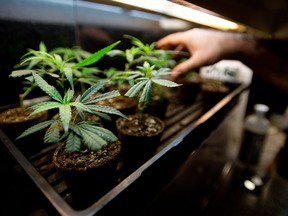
[238,104,270,166]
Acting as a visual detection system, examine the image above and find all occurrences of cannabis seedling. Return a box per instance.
[10,41,120,108]
[17,73,125,152]
[16,41,125,152]
[124,61,181,112]
[107,35,186,71]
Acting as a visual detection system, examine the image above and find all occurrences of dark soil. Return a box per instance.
[201,79,230,93]
[53,140,122,171]
[0,107,46,123]
[97,95,137,115]
[0,106,48,140]
[116,113,164,137]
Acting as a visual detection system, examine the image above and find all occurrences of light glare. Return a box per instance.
[110,0,243,31]
[244,180,256,191]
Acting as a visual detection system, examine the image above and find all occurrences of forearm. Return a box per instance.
[223,33,288,92]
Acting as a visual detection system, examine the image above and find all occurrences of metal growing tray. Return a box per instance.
[0,83,248,216]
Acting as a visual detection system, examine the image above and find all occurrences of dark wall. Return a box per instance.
[0,0,188,107]
[0,20,76,106]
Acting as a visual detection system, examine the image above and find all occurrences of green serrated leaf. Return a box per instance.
[72,41,121,68]
[126,51,134,62]
[80,81,106,103]
[63,67,74,89]
[63,89,74,104]
[93,112,111,121]
[70,101,93,115]
[20,56,43,66]
[124,34,145,49]
[125,79,148,98]
[32,72,63,102]
[59,104,72,133]
[44,121,61,143]
[29,101,61,116]
[79,126,106,151]
[152,78,182,87]
[156,68,172,76]
[16,119,56,140]
[82,124,117,143]
[9,70,36,78]
[86,104,126,118]
[139,79,153,103]
[85,90,120,104]
[39,41,47,53]
[65,132,82,152]
[69,122,82,136]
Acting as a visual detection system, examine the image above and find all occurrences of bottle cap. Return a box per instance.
[254,104,269,113]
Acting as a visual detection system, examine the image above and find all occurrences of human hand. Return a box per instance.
[157,28,249,78]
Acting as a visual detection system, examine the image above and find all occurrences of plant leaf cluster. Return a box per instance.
[17,73,125,152]
[105,35,183,111]
[107,35,180,71]
[124,61,181,110]
[15,41,125,152]
[10,41,120,107]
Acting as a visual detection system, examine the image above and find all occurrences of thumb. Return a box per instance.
[171,57,199,78]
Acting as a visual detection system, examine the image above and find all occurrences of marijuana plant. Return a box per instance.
[15,41,126,152]
[107,35,187,71]
[10,41,119,108]
[17,73,125,152]
[124,61,181,111]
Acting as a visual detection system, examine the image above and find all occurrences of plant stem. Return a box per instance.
[19,83,37,109]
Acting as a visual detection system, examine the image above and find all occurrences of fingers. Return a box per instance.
[156,32,184,50]
[171,57,196,78]
[171,54,207,78]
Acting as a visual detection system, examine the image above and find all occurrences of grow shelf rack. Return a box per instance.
[0,82,248,216]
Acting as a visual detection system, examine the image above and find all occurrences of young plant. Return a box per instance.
[15,41,125,152]
[124,61,181,112]
[107,35,188,71]
[17,73,125,152]
[10,41,120,108]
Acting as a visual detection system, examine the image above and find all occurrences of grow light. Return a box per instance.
[110,0,246,31]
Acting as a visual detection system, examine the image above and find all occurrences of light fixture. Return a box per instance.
[110,0,246,31]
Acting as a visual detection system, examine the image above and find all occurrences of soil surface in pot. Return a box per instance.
[53,140,122,209]
[98,95,137,115]
[116,113,164,137]
[200,79,230,111]
[0,107,47,124]
[175,74,201,104]
[139,95,169,119]
[116,113,165,172]
[0,107,48,155]
[53,140,122,171]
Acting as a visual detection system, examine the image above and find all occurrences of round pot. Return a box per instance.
[139,95,169,119]
[116,113,165,171]
[53,140,122,209]
[0,106,48,155]
[175,74,201,104]
[98,95,138,133]
[200,79,230,111]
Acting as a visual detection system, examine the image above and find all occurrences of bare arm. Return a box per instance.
[157,28,288,92]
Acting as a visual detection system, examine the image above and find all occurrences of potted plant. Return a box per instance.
[98,67,139,114]
[200,79,230,111]
[107,35,186,118]
[175,70,202,104]
[1,41,95,136]
[0,42,53,154]
[115,61,181,171]
[14,41,127,208]
[0,41,109,153]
